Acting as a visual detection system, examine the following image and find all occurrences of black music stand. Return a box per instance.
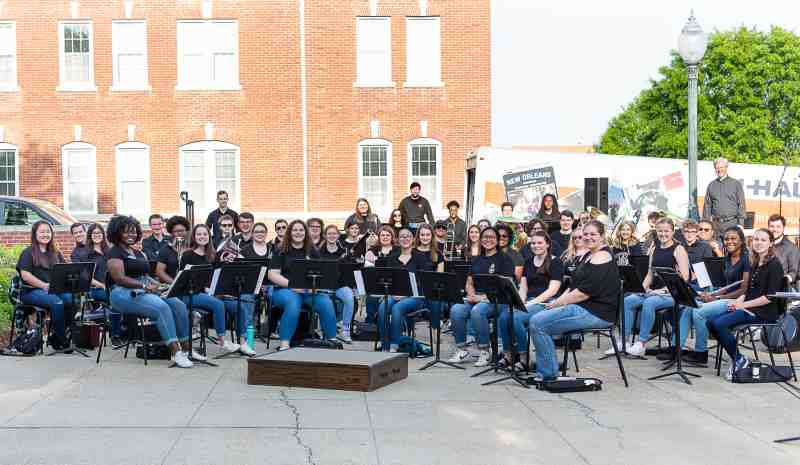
[472,274,529,388]
[363,267,415,351]
[702,257,727,288]
[600,265,647,361]
[417,271,464,370]
[629,255,650,282]
[338,262,362,289]
[166,265,217,367]
[647,267,701,385]
[213,262,267,359]
[288,259,340,340]
[47,262,95,357]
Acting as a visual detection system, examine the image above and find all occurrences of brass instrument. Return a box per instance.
[443,222,457,261]
[218,236,242,262]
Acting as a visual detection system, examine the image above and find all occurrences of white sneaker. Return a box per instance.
[238,341,256,356]
[466,335,476,344]
[474,350,492,367]
[603,340,628,355]
[173,351,193,368]
[447,349,471,364]
[627,341,646,357]
[221,340,240,353]
[191,349,208,361]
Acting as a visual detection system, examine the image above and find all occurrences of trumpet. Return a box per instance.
[218,237,243,262]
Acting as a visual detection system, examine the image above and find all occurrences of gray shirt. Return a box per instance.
[702,176,746,225]
[773,236,799,283]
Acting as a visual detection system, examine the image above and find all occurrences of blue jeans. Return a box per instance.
[110,287,189,345]
[365,296,380,323]
[222,293,255,339]
[184,293,227,337]
[707,310,768,360]
[335,287,355,332]
[271,288,337,342]
[377,297,442,347]
[529,304,612,379]
[623,293,674,341]
[451,301,506,348]
[22,289,75,340]
[498,303,546,353]
[675,299,730,352]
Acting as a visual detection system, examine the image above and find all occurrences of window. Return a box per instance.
[358,139,392,212]
[0,22,17,91]
[355,17,393,87]
[115,143,151,216]
[2,201,44,226]
[409,138,442,208]
[0,143,18,196]
[405,17,442,87]
[179,141,240,213]
[176,21,239,90]
[62,142,97,214]
[58,22,95,91]
[112,21,149,91]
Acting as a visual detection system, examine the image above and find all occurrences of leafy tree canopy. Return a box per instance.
[597,26,800,165]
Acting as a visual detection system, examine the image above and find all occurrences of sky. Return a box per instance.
[491,0,800,147]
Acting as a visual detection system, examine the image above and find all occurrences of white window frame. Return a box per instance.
[354,16,395,88]
[407,138,443,210]
[404,16,443,88]
[61,141,98,214]
[57,21,97,92]
[357,138,393,215]
[176,20,241,91]
[111,20,151,92]
[0,143,19,196]
[0,22,19,92]
[178,141,241,212]
[115,141,151,216]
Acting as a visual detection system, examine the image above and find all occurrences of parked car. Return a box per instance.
[0,196,78,226]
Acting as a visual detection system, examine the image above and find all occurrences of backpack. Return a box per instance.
[760,308,800,354]
[12,328,42,355]
[397,336,432,358]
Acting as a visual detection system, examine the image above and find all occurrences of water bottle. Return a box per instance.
[752,362,761,380]
[246,323,254,348]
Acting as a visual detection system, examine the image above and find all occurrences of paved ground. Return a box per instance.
[2,335,800,465]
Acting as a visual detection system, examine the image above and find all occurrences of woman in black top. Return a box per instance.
[268,220,337,350]
[106,216,193,368]
[155,216,191,285]
[318,224,356,342]
[611,221,643,266]
[307,218,324,248]
[496,223,524,282]
[524,219,563,259]
[536,193,561,223]
[373,227,416,330]
[240,222,272,260]
[17,220,74,348]
[319,225,346,260]
[365,225,398,265]
[529,220,620,381]
[344,198,381,235]
[388,208,407,237]
[463,225,481,261]
[707,228,784,378]
[342,219,366,260]
[74,223,110,303]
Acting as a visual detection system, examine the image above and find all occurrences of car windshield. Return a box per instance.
[26,199,78,225]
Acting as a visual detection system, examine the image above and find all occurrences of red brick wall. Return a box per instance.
[0,0,490,220]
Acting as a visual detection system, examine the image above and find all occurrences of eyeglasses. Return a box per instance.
[220,224,233,228]
[498,234,509,239]
[276,226,287,230]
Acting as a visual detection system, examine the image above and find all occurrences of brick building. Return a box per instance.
[0,0,490,223]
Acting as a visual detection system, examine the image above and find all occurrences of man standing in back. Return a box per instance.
[702,157,746,236]
[399,182,435,233]
[206,190,239,244]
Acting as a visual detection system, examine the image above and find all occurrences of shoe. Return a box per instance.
[220,340,240,353]
[173,351,193,368]
[110,336,126,347]
[238,342,256,356]
[627,341,646,357]
[466,335,476,344]
[191,349,208,361]
[683,351,708,366]
[726,361,734,381]
[474,350,492,367]
[604,340,631,356]
[656,349,677,361]
[338,332,353,344]
[734,354,749,373]
[447,349,471,364]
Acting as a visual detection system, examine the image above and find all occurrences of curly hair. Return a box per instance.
[165,215,191,235]
[107,215,143,247]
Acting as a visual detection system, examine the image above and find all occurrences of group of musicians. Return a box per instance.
[15,180,789,382]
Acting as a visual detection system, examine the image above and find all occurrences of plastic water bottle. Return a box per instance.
[246,323,254,348]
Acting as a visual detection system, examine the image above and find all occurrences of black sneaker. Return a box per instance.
[683,351,708,366]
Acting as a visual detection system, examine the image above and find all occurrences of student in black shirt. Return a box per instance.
[388,209,407,237]
[270,219,288,250]
[105,215,194,367]
[448,226,515,367]
[155,216,191,285]
[498,231,565,366]
[17,221,74,348]
[69,222,86,263]
[215,214,240,258]
[398,182,435,231]
[463,225,481,261]
[551,210,574,253]
[373,227,416,329]
[142,214,172,260]
[268,220,337,350]
[319,225,346,260]
[365,225,398,265]
[529,220,620,381]
[445,200,468,247]
[611,221,643,266]
[230,212,255,250]
[496,223,523,281]
[74,223,112,315]
[342,219,369,261]
[205,190,239,244]
[707,228,785,378]
[307,218,325,248]
[344,198,380,235]
[241,222,272,260]
[523,219,563,260]
[317,224,356,343]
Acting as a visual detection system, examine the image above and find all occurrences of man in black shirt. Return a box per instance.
[205,190,239,243]
[551,210,574,252]
[142,214,172,260]
[445,200,467,247]
[231,212,255,250]
[681,221,713,277]
[398,182,434,230]
[767,214,800,285]
[70,222,86,263]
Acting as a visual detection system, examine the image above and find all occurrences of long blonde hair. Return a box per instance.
[560,225,585,263]
[613,221,639,249]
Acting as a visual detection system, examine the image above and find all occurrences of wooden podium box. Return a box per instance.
[247,348,408,392]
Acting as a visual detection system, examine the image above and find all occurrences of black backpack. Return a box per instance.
[761,308,800,354]
[12,328,42,355]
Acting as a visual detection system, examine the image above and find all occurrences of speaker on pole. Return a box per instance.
[584,177,609,213]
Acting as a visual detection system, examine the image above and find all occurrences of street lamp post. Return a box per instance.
[678,11,708,220]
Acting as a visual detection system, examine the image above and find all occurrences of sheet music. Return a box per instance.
[715,280,742,294]
[208,268,221,295]
[692,262,712,288]
[253,266,267,294]
[353,270,366,296]
[409,272,420,297]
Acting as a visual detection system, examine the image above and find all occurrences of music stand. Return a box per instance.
[629,255,650,282]
[417,271,464,370]
[472,274,529,388]
[362,267,415,350]
[647,267,701,385]
[600,265,647,361]
[337,262,362,289]
[47,262,95,357]
[213,262,267,358]
[702,257,727,288]
[166,265,217,367]
[288,259,340,341]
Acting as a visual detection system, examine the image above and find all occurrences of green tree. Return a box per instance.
[598,26,800,165]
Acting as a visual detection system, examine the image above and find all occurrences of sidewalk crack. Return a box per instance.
[279,390,316,465]
[559,395,624,450]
